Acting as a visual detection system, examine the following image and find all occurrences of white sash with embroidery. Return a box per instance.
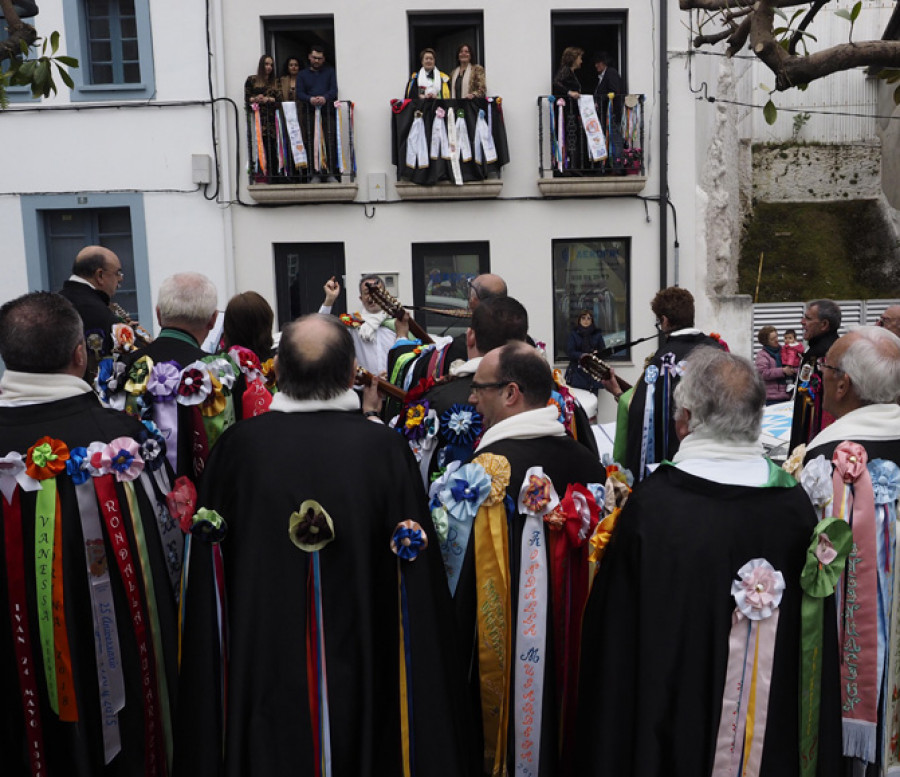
[406,112,429,169]
[578,95,607,162]
[474,109,498,165]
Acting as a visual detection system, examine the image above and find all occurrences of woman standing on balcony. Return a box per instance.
[449,43,486,99]
[553,47,584,99]
[245,54,281,180]
[279,56,302,102]
[406,48,450,99]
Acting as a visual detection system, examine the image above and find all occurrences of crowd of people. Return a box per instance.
[2,253,900,777]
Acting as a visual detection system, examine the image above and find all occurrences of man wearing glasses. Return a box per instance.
[788,298,841,452]
[877,304,900,338]
[58,245,125,378]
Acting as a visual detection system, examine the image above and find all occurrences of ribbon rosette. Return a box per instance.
[391,520,428,561]
[176,362,212,406]
[472,453,511,507]
[65,447,92,486]
[147,361,182,401]
[166,476,198,533]
[200,371,228,418]
[26,437,69,480]
[557,483,601,546]
[124,355,153,395]
[800,517,853,598]
[95,358,126,402]
[400,400,432,441]
[339,312,362,328]
[800,455,833,512]
[112,323,136,353]
[0,452,41,502]
[204,356,237,391]
[228,346,262,381]
[100,437,144,482]
[428,461,462,544]
[289,500,335,552]
[783,443,808,481]
[84,441,111,477]
[191,507,227,543]
[833,440,868,482]
[261,358,278,390]
[438,462,491,524]
[870,459,900,505]
[440,404,483,447]
[137,422,166,471]
[521,473,553,514]
[732,558,785,621]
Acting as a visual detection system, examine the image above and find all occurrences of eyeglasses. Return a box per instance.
[104,267,124,279]
[878,316,897,327]
[466,277,483,300]
[469,380,511,393]
[816,357,843,374]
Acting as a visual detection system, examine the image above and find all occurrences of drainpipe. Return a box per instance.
[659,0,669,290]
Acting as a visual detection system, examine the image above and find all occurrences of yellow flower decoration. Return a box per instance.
[200,371,227,417]
[124,355,154,395]
[588,507,622,564]
[472,453,511,507]
[783,443,807,482]
[404,404,426,430]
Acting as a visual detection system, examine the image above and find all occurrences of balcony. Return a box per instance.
[390,97,508,200]
[536,94,647,197]
[246,100,358,204]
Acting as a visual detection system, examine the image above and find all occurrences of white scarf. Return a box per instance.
[476,405,566,452]
[269,388,360,414]
[672,431,768,486]
[0,370,94,406]
[449,356,481,377]
[808,403,900,449]
[358,309,390,343]
[416,67,443,98]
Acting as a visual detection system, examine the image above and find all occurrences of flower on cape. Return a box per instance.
[604,474,631,515]
[192,507,227,543]
[124,355,153,395]
[800,517,853,598]
[25,437,69,480]
[589,507,622,564]
[66,447,92,486]
[870,459,900,505]
[557,483,601,546]
[200,371,228,418]
[0,452,41,502]
[261,357,278,390]
[176,362,212,406]
[166,477,198,533]
[112,323,136,353]
[147,361,182,401]
[289,500,335,552]
[85,441,110,476]
[832,441,868,482]
[800,455,833,511]
[400,400,431,441]
[472,453,511,507]
[391,519,428,561]
[782,444,807,481]
[228,346,262,381]
[100,437,144,482]
[95,357,126,401]
[519,471,557,515]
[732,558,784,621]
[138,421,167,470]
[438,462,491,524]
[339,312,363,328]
[405,375,437,404]
[203,356,237,390]
[440,404,483,447]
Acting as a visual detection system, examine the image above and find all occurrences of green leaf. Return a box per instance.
[56,63,74,89]
[763,99,778,125]
[41,37,47,55]
[835,9,852,21]
[850,1,862,21]
[19,38,29,55]
[54,55,79,68]
[773,26,789,35]
[17,60,36,79]
[34,60,50,92]
[50,31,60,55]
[798,83,809,91]
[774,8,788,21]
[759,82,772,92]
[779,39,790,51]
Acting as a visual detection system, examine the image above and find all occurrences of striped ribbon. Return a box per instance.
[34,480,59,714]
[556,99,566,172]
[306,551,332,777]
[253,105,267,175]
[639,364,659,479]
[335,102,345,174]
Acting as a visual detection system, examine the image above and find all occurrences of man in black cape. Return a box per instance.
[789,298,842,453]
[623,286,722,480]
[173,314,474,777]
[0,292,179,777]
[575,346,842,777]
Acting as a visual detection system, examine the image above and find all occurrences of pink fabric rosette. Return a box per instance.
[100,437,145,483]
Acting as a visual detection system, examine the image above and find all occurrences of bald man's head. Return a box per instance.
[73,245,122,298]
[879,305,900,338]
[276,314,356,399]
[468,273,508,310]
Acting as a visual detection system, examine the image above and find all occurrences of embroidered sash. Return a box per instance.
[474,109,497,165]
[577,95,607,162]
[406,112,429,169]
[281,101,309,169]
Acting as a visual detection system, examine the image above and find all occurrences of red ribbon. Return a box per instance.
[4,488,48,777]
[241,379,272,418]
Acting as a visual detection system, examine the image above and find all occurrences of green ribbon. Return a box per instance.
[390,351,418,386]
[34,480,58,713]
[201,399,235,449]
[612,386,633,465]
[799,516,853,777]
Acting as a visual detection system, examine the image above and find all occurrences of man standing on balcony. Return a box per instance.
[592,51,625,172]
[297,44,340,183]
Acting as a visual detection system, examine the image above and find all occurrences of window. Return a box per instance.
[550,11,627,96]
[407,11,484,83]
[63,0,155,100]
[412,241,489,338]
[552,238,630,362]
[263,16,337,79]
[273,242,346,327]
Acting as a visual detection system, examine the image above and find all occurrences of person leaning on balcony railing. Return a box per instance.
[406,47,450,99]
[297,44,340,183]
[592,50,627,173]
[244,54,280,179]
[552,46,584,100]
[279,55,301,103]
[449,43,486,99]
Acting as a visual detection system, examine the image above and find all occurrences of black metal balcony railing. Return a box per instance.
[537,94,645,178]
[245,100,356,185]
[391,97,509,185]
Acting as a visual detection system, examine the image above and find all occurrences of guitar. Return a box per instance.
[354,367,408,403]
[363,281,434,345]
[578,353,632,393]
[110,302,153,347]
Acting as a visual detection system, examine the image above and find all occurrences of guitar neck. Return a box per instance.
[355,368,407,403]
[363,281,434,345]
[404,315,433,345]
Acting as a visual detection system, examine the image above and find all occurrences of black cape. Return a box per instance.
[789,330,840,452]
[173,409,476,777]
[0,392,179,777]
[574,464,842,777]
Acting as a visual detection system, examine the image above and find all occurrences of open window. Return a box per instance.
[550,10,627,96]
[407,11,484,82]
[263,15,337,76]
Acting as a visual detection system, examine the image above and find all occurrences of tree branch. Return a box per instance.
[681,0,808,10]
[0,0,38,65]
[778,40,900,88]
[726,16,753,57]
[788,0,828,56]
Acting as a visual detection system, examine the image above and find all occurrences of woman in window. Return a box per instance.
[565,309,606,392]
[244,55,281,180]
[553,46,583,100]
[279,56,302,103]
[406,48,450,99]
[449,43,486,99]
